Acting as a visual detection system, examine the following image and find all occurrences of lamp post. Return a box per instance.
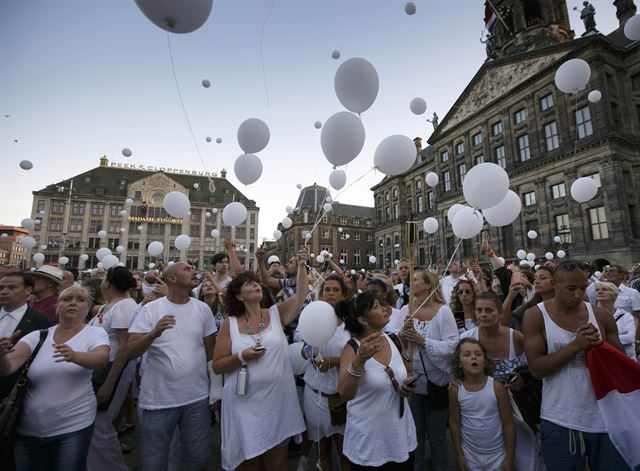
[557,225,572,256]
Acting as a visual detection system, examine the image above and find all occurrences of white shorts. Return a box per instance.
[462,444,505,471]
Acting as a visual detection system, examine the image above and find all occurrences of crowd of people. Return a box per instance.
[0,232,639,471]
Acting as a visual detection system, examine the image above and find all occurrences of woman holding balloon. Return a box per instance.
[212,248,308,471]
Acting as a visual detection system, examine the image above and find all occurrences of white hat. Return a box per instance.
[267,255,280,266]
[31,265,64,285]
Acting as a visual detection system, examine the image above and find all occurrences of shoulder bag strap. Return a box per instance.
[16,329,48,387]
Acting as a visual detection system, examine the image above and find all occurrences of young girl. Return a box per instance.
[449,338,516,471]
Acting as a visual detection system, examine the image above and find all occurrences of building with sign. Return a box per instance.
[29,156,260,271]
[373,1,640,267]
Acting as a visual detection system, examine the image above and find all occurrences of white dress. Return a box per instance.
[303,323,351,441]
[221,305,306,470]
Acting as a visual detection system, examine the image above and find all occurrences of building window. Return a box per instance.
[492,121,503,136]
[524,191,536,206]
[129,222,141,235]
[89,220,102,233]
[417,195,424,212]
[70,219,83,232]
[415,179,422,190]
[366,220,373,228]
[322,229,329,239]
[303,212,309,224]
[322,214,328,223]
[458,163,466,184]
[354,233,360,241]
[472,132,482,146]
[48,218,63,231]
[88,238,101,249]
[37,200,45,212]
[576,106,593,138]
[190,225,201,236]
[190,210,202,222]
[443,171,451,192]
[367,234,373,241]
[51,200,65,214]
[340,249,348,265]
[544,121,560,151]
[495,145,506,169]
[91,203,104,217]
[555,214,572,243]
[71,202,85,215]
[340,217,348,225]
[551,183,566,199]
[539,93,554,111]
[354,249,361,266]
[428,192,434,209]
[394,203,399,219]
[475,154,484,165]
[518,134,531,161]
[514,108,527,124]
[392,187,398,198]
[589,207,609,240]
[456,141,465,155]
[111,204,124,217]
[170,224,181,236]
[109,222,121,234]
[250,213,256,224]
[353,218,360,227]
[147,223,164,236]
[586,172,601,187]
[384,192,389,202]
[441,150,449,162]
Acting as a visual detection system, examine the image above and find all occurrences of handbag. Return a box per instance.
[0,329,48,441]
[418,350,449,409]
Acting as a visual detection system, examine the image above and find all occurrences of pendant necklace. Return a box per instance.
[244,310,265,347]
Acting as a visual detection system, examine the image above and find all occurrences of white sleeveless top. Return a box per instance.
[220,305,306,470]
[458,376,504,454]
[303,322,350,394]
[538,301,605,432]
[343,334,417,467]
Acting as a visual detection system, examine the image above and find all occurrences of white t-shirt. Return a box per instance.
[17,325,109,438]
[128,297,217,410]
[88,298,138,361]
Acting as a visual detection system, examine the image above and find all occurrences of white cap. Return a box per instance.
[267,255,280,266]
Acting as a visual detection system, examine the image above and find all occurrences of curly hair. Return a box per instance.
[366,274,398,306]
[223,271,262,317]
[450,279,479,317]
[451,338,494,380]
[320,274,351,301]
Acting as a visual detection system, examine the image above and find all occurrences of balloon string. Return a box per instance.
[166,33,216,192]
[259,0,276,108]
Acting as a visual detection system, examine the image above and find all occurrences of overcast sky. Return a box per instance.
[0,0,622,240]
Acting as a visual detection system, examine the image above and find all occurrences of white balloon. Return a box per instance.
[369,255,376,264]
[282,217,292,229]
[423,217,438,234]
[545,252,554,261]
[451,206,484,239]
[288,342,307,374]
[334,57,379,113]
[463,163,509,209]
[21,218,35,230]
[193,183,199,189]
[97,263,104,269]
[285,206,293,214]
[588,90,602,103]
[120,210,128,217]
[234,153,263,185]
[345,234,350,239]
[570,177,598,203]
[557,250,566,259]
[120,227,126,233]
[554,236,561,243]
[374,135,416,176]
[148,263,155,269]
[96,248,112,261]
[34,220,41,225]
[316,255,324,263]
[147,241,164,257]
[138,225,144,230]
[39,245,47,251]
[174,234,192,251]
[202,79,211,88]
[482,190,521,227]
[296,183,302,189]
[205,136,212,142]
[79,253,89,262]
[594,270,602,279]
[526,253,536,262]
[425,172,439,187]
[323,203,333,212]
[409,97,426,115]
[314,121,322,129]
[116,245,125,253]
[447,204,465,222]
[102,254,120,269]
[338,227,343,232]
[329,168,347,190]
[624,14,640,40]
[325,197,333,203]
[222,202,247,226]
[320,111,365,167]
[339,259,345,264]
[320,250,329,257]
[394,259,399,266]
[527,230,538,240]
[32,253,45,264]
[331,50,341,60]
[404,1,417,15]
[163,191,190,219]
[237,118,270,154]
[134,0,213,33]
[205,211,211,217]
[212,208,218,214]
[58,256,69,266]
[19,236,36,249]
[554,58,591,94]
[19,160,33,170]
[121,148,132,157]
[528,260,536,268]
[497,257,506,266]
[535,264,541,271]
[125,198,133,206]
[98,230,107,239]
[273,230,282,241]
[211,229,220,238]
[298,301,338,347]
[517,249,527,260]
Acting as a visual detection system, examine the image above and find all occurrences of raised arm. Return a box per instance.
[53,344,110,370]
[223,238,244,275]
[255,247,281,290]
[278,247,309,326]
[0,332,32,376]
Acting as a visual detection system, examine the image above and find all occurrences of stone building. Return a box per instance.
[0,226,29,268]
[373,0,640,268]
[29,156,259,271]
[276,184,376,270]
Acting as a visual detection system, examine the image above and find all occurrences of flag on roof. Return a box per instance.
[484,1,498,33]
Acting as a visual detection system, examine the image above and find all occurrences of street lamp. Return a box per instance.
[557,225,571,256]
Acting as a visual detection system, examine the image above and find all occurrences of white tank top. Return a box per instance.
[458,376,504,454]
[538,301,605,432]
[303,323,351,394]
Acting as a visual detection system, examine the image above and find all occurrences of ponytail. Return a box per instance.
[335,292,376,336]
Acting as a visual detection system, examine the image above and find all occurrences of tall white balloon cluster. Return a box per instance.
[234,118,269,185]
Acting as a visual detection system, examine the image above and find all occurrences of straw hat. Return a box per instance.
[31,265,64,285]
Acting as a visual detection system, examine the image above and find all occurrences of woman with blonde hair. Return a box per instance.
[402,270,459,471]
[595,281,637,359]
[450,277,479,334]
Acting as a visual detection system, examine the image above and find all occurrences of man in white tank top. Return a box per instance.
[522,260,629,470]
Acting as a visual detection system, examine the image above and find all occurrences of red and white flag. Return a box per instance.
[586,341,640,470]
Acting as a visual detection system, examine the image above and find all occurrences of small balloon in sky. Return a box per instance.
[19,160,33,170]
[122,148,132,157]
[216,138,222,144]
[404,2,417,15]
[202,79,211,88]
[410,97,427,115]
[296,183,302,189]
[331,50,341,60]
[193,183,200,189]
[206,136,212,142]
[314,121,322,129]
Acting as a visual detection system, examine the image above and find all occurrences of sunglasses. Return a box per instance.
[384,366,405,417]
[458,289,473,295]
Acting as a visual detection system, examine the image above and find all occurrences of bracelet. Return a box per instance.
[237,351,247,366]
[347,362,364,378]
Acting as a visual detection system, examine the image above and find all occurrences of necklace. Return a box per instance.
[244,310,265,346]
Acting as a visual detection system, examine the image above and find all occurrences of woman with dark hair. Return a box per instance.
[129,273,145,304]
[86,266,138,471]
[337,292,417,469]
[450,277,479,334]
[503,266,554,331]
[366,275,402,334]
[213,248,308,470]
[301,273,351,471]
